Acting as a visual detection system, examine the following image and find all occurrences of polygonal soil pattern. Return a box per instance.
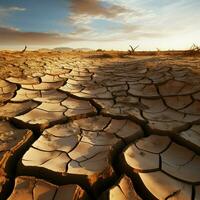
[8,176,88,200]
[0,52,200,199]
[20,116,143,195]
[0,121,33,196]
[123,135,200,199]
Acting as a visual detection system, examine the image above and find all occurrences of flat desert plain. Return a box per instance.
[0,50,200,200]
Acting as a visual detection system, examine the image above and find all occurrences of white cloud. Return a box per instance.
[0,6,26,23]
[9,6,26,11]
[1,0,199,50]
[0,26,79,46]
[0,5,26,13]
[65,0,149,42]
[65,0,200,50]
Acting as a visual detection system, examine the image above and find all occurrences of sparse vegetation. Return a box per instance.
[21,45,27,53]
[184,44,200,56]
[96,49,103,52]
[88,53,113,59]
[128,44,139,55]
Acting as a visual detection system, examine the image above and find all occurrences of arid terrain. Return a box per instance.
[0,50,200,200]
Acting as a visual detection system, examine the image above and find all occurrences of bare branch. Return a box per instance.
[21,45,27,53]
[129,45,139,54]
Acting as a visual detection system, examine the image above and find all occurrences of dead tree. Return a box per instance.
[128,45,139,55]
[21,45,27,53]
[190,44,200,52]
[156,48,160,55]
[184,43,200,56]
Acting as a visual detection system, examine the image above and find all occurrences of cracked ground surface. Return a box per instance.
[0,51,200,199]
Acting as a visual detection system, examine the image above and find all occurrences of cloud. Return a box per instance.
[0,6,26,12]
[67,0,142,25]
[0,25,158,48]
[0,6,26,16]
[0,5,26,25]
[1,0,199,50]
[0,26,77,46]
[69,0,130,19]
[64,0,200,46]
[6,6,26,12]
[65,0,145,42]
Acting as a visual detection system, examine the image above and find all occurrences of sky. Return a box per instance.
[0,0,200,50]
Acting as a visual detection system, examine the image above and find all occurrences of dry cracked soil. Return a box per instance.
[0,51,200,200]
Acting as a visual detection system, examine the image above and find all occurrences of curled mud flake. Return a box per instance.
[7,176,88,200]
[99,175,142,200]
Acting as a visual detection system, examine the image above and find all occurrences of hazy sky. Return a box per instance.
[0,0,200,50]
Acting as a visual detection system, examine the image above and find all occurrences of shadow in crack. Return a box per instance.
[1,53,200,199]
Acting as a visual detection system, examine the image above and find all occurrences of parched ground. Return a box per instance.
[0,51,200,200]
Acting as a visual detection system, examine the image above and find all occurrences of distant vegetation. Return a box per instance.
[21,45,27,53]
[184,44,200,56]
[54,47,92,52]
[6,43,200,58]
[128,45,139,55]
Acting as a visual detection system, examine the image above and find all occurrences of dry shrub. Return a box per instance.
[88,53,113,59]
[184,44,200,56]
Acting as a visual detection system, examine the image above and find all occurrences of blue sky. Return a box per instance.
[0,0,200,50]
[0,0,70,32]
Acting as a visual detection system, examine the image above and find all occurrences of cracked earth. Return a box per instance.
[0,51,200,200]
